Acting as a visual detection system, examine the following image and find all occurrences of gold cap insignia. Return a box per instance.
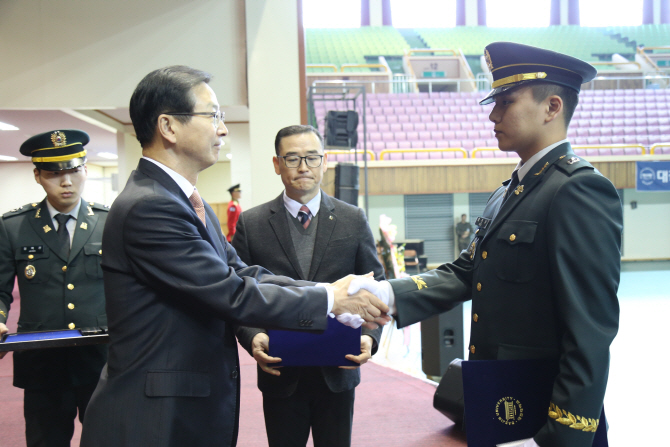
[411,275,427,290]
[485,49,493,72]
[80,222,88,230]
[50,131,67,147]
[514,185,524,195]
[43,225,51,233]
[25,265,36,279]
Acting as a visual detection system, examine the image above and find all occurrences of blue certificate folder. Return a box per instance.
[268,317,361,367]
[0,328,109,352]
[462,359,608,447]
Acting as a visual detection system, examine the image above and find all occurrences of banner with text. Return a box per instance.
[636,161,670,191]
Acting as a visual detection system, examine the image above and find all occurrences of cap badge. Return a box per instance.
[485,49,493,71]
[50,131,67,147]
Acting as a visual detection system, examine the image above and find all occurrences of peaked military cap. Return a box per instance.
[228,184,241,194]
[480,42,597,105]
[20,129,89,171]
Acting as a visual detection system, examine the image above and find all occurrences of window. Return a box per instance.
[303,0,361,28]
[486,0,550,28]
[392,0,456,28]
[580,0,643,27]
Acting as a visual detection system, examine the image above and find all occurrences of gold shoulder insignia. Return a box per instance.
[534,162,549,176]
[548,402,599,432]
[411,275,427,290]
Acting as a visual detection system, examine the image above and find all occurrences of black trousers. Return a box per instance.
[24,383,97,447]
[263,368,355,447]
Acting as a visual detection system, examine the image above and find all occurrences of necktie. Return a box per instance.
[55,214,72,258]
[298,205,311,229]
[189,189,207,227]
[504,170,520,204]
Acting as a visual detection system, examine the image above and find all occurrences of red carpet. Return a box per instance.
[0,284,465,447]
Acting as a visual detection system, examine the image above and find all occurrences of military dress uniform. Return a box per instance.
[0,129,108,447]
[227,184,241,242]
[388,43,623,447]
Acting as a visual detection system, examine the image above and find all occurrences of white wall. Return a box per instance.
[622,189,670,260]
[0,0,248,109]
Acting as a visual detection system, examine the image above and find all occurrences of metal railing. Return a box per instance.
[650,143,670,155]
[312,77,491,94]
[325,149,376,160]
[571,144,647,155]
[379,148,468,160]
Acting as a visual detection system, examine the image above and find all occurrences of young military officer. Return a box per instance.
[353,42,623,447]
[0,129,108,447]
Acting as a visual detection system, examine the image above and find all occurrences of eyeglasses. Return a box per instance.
[279,155,324,168]
[165,111,225,126]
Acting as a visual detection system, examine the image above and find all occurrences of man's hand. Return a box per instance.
[330,274,390,329]
[341,335,373,369]
[250,333,282,376]
[0,323,8,359]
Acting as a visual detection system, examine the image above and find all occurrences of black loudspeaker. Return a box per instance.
[326,111,358,147]
[334,163,359,206]
[421,304,464,378]
[433,358,465,428]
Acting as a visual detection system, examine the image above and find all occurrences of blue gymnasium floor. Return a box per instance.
[373,260,670,446]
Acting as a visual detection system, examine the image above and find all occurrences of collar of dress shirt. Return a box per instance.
[46,198,80,222]
[514,138,568,182]
[283,190,321,219]
[142,156,195,199]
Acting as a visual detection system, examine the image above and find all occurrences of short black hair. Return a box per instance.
[274,125,324,155]
[529,82,579,128]
[129,65,212,147]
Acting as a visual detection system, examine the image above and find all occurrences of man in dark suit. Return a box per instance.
[353,43,623,447]
[0,129,108,447]
[79,66,389,447]
[234,125,385,447]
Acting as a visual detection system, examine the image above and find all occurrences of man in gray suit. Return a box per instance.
[79,66,389,447]
[234,125,385,447]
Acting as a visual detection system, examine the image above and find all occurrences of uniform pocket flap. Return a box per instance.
[84,243,102,256]
[145,371,211,397]
[497,221,538,245]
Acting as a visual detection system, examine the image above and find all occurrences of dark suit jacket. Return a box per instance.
[80,159,330,447]
[234,192,385,397]
[0,198,108,390]
[389,144,622,447]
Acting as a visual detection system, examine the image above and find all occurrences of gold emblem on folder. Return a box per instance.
[496,396,523,425]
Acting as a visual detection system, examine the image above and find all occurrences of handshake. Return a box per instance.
[328,274,394,329]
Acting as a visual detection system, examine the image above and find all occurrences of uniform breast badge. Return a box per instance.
[410,275,427,290]
[514,185,524,195]
[80,222,88,230]
[43,225,52,233]
[25,265,36,279]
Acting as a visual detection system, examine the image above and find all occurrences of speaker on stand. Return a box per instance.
[326,110,360,205]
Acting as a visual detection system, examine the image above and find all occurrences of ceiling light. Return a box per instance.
[0,122,19,131]
[0,155,18,161]
[97,152,118,159]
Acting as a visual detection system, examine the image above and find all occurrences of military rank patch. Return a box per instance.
[410,275,427,290]
[80,222,88,230]
[43,225,51,233]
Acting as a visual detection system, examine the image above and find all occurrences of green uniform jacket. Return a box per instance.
[390,143,622,447]
[0,198,108,390]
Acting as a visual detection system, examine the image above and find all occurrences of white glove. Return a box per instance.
[328,312,365,329]
[346,277,389,305]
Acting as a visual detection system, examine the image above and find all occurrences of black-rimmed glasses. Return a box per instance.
[165,111,225,126]
[279,155,324,168]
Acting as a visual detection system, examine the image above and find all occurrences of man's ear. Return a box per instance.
[321,152,328,174]
[157,115,178,144]
[33,168,41,185]
[273,156,281,175]
[545,95,563,124]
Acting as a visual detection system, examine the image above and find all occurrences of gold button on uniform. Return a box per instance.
[28,254,34,260]
[68,323,75,330]
[67,284,74,290]
[68,303,75,310]
[482,251,487,259]
[99,250,102,255]
[470,345,476,354]
[509,234,516,242]
[473,313,479,322]
[62,266,67,272]
[477,282,482,291]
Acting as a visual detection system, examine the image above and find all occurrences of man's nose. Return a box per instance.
[489,105,500,123]
[297,158,310,171]
[61,174,72,185]
[218,122,228,136]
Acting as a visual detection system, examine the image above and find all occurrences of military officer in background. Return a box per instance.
[226,183,241,242]
[352,43,623,447]
[0,129,108,447]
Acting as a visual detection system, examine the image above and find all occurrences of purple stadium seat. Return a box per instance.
[398,141,411,149]
[467,130,479,139]
[424,141,437,149]
[411,141,425,149]
[407,131,419,141]
[577,129,589,137]
[391,99,402,107]
[431,131,443,140]
[417,106,428,115]
[479,129,493,139]
[370,132,382,142]
[388,152,403,161]
[432,114,444,122]
[575,137,589,145]
[633,117,646,126]
[378,123,390,132]
[462,140,475,150]
[425,122,438,131]
[486,138,498,147]
[409,114,422,123]
[568,129,578,139]
[401,99,412,107]
[448,122,461,130]
[612,103,626,111]
[611,136,624,145]
[588,119,601,128]
[374,115,387,124]
[586,137,600,145]
[461,122,474,130]
[419,131,431,141]
[395,132,407,141]
[437,122,450,131]
[404,106,416,115]
[638,135,650,146]
[493,151,510,158]
[623,136,638,144]
[582,89,595,96]
[427,106,439,115]
[382,132,395,141]
[582,104,594,112]
[600,128,612,137]
[455,130,467,140]
[660,126,670,135]
[613,111,626,119]
[383,106,394,115]
[592,111,604,119]
[473,139,487,148]
[588,128,601,137]
[647,117,660,126]
[455,113,467,121]
[415,123,427,132]
[600,136,613,145]
[379,99,391,107]
[634,110,646,118]
[593,104,605,111]
[449,139,462,148]
[436,140,449,148]
[455,99,466,106]
[635,126,647,135]
[372,141,385,151]
[438,106,450,114]
[401,123,414,132]
[472,122,485,130]
[574,148,587,156]
[390,123,402,133]
[444,130,456,140]
[594,90,605,96]
[658,110,670,118]
[603,97,614,104]
[649,126,661,136]
[449,106,460,114]
[625,147,643,155]
[422,99,434,107]
[593,97,604,104]
[385,141,399,149]
[397,115,409,123]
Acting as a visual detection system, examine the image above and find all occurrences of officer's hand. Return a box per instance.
[251,333,282,376]
[0,323,8,360]
[341,335,374,369]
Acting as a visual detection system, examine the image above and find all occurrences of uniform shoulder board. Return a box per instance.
[88,202,110,212]
[555,155,594,176]
[2,203,38,218]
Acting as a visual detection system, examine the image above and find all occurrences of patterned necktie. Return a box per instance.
[298,205,311,229]
[189,189,207,227]
[55,214,72,258]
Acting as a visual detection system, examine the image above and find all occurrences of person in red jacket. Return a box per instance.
[226,184,241,242]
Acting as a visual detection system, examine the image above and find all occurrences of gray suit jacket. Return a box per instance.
[234,192,385,397]
[80,160,329,447]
